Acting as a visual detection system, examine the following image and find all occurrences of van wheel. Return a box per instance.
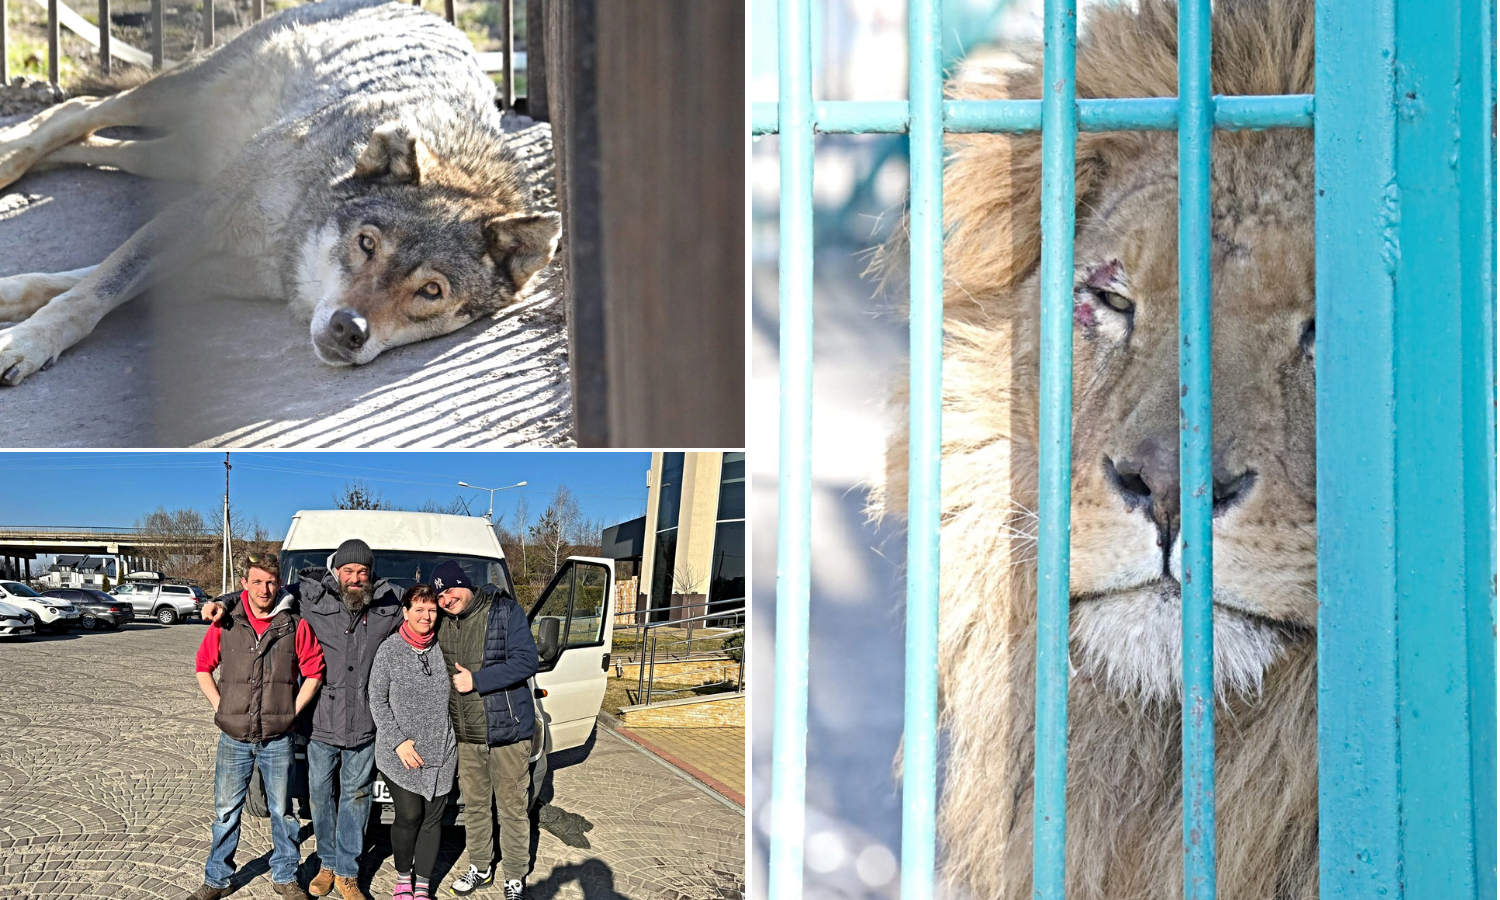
[156,607,178,625]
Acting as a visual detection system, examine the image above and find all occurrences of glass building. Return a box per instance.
[615,452,746,624]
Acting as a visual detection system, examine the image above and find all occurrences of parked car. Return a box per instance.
[244,509,615,823]
[110,574,199,624]
[0,581,80,632]
[0,599,35,638]
[45,589,135,630]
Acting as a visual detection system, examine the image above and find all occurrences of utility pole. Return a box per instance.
[222,453,232,595]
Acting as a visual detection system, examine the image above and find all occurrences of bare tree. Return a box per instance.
[417,495,474,515]
[530,485,582,578]
[135,507,213,578]
[509,495,532,600]
[333,480,391,510]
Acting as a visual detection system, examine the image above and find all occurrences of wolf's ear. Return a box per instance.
[484,212,562,291]
[354,123,433,184]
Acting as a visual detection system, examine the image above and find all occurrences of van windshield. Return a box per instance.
[279,551,514,598]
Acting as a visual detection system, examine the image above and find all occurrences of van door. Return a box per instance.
[526,557,615,753]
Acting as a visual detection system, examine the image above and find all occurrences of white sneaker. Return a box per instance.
[449,865,493,896]
[502,880,523,900]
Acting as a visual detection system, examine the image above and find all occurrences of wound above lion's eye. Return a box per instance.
[1074,293,1098,328]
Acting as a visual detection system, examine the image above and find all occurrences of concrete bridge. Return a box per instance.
[0,526,217,581]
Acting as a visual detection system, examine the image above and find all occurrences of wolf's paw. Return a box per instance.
[0,272,69,321]
[0,145,39,192]
[0,327,60,386]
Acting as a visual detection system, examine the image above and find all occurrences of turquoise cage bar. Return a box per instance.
[759,0,1496,896]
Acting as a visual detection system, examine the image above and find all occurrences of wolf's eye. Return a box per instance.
[1088,287,1135,315]
[419,282,443,299]
[358,234,376,254]
[1300,319,1315,359]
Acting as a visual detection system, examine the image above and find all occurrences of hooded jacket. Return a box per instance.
[218,567,402,748]
[436,583,539,746]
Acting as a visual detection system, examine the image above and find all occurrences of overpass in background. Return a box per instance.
[0,526,218,581]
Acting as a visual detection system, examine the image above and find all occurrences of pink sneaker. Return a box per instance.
[392,881,414,900]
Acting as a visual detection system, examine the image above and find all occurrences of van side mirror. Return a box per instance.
[537,616,561,663]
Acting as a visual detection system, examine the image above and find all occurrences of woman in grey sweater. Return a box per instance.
[368,585,458,900]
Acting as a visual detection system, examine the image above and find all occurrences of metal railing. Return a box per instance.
[2,0,520,110]
[627,610,743,709]
[610,600,745,708]
[759,0,1494,899]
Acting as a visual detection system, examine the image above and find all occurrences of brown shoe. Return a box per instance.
[184,885,226,900]
[334,876,368,900]
[309,868,336,897]
[276,882,312,900]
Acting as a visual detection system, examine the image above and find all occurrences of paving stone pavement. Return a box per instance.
[0,623,744,900]
[615,729,744,803]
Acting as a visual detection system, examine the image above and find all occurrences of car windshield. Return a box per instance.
[1,582,41,597]
[279,551,514,597]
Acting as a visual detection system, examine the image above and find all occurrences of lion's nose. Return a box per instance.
[1106,441,1180,545]
[1105,442,1258,546]
[328,308,369,351]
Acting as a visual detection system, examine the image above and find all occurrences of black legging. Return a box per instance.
[387,780,448,881]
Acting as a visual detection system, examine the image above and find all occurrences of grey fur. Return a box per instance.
[0,0,561,384]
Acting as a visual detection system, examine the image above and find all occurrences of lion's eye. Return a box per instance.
[419,282,443,299]
[1091,288,1134,315]
[358,234,376,254]
[1300,318,1315,359]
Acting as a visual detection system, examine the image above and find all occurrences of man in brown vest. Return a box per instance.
[184,553,326,900]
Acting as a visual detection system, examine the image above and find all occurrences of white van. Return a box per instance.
[277,509,615,816]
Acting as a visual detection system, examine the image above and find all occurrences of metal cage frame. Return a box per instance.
[755,0,1496,897]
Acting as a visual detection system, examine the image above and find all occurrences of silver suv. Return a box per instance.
[110,581,199,625]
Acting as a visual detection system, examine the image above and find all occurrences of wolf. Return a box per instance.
[0,0,560,386]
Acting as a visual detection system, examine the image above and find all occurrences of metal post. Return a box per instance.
[904,0,944,893]
[500,0,513,110]
[443,0,454,25]
[1032,0,1077,893]
[97,0,108,74]
[645,631,658,706]
[202,0,212,49]
[769,0,814,893]
[252,0,262,21]
[47,0,58,86]
[150,0,161,70]
[3,0,10,85]
[1178,0,1216,895]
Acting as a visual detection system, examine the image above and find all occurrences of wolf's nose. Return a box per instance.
[329,309,369,350]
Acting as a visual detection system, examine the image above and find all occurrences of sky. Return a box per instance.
[0,452,653,539]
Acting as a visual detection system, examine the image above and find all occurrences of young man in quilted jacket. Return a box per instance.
[185,553,324,900]
[430,560,538,900]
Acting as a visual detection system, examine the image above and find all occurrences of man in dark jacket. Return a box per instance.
[186,553,324,900]
[203,539,402,900]
[431,560,538,900]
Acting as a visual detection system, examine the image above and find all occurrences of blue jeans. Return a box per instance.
[307,738,376,878]
[204,732,300,889]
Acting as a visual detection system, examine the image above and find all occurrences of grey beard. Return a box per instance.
[340,584,371,611]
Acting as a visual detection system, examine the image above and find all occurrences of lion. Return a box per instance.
[872,0,1320,897]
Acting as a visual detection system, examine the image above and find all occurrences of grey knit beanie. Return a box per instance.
[330,538,375,572]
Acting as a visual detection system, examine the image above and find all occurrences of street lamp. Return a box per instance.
[457,480,528,521]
